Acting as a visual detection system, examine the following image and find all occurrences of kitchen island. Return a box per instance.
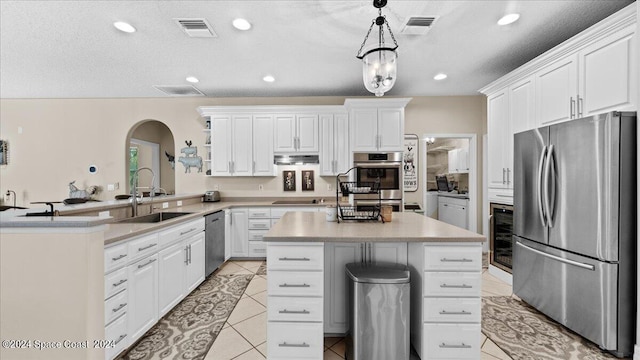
[263,211,485,360]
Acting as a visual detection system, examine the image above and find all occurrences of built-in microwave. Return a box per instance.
[353,152,403,203]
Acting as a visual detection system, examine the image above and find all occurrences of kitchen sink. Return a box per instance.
[117,212,193,224]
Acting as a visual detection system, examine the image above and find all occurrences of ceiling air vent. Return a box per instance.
[154,85,205,97]
[174,18,217,38]
[400,16,438,35]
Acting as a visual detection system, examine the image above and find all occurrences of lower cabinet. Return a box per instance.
[185,233,205,292]
[158,242,187,316]
[127,253,159,341]
[438,196,469,230]
[230,208,249,257]
[104,313,128,360]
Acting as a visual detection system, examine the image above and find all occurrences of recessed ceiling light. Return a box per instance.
[186,76,199,83]
[497,13,520,26]
[113,21,136,33]
[233,18,252,31]
[263,75,275,83]
[434,73,448,81]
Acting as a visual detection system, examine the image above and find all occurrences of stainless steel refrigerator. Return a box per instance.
[513,111,636,357]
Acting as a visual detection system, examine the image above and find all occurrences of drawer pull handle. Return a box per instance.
[180,228,197,236]
[278,342,310,348]
[137,258,157,269]
[112,279,127,287]
[440,258,472,262]
[439,342,471,349]
[440,283,472,289]
[439,310,471,315]
[138,243,157,251]
[112,303,127,313]
[114,334,127,345]
[279,283,310,288]
[279,309,310,314]
[112,254,127,261]
[278,257,310,261]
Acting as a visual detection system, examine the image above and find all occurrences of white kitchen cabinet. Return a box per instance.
[447,147,469,174]
[438,196,469,230]
[273,113,319,153]
[346,98,411,152]
[230,208,249,257]
[370,242,408,264]
[224,210,231,261]
[487,89,512,190]
[535,55,578,126]
[185,232,205,293]
[128,253,159,341]
[509,75,536,134]
[158,242,187,316]
[319,113,349,176]
[252,114,275,176]
[210,114,253,176]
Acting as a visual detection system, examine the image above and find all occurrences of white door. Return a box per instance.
[273,114,296,152]
[253,114,275,176]
[370,242,408,265]
[210,115,232,176]
[487,90,510,189]
[158,242,186,317]
[319,114,335,176]
[535,55,578,126]
[350,108,378,151]
[128,254,159,341]
[377,108,404,151]
[324,242,362,334]
[297,114,319,152]
[231,209,248,257]
[231,114,253,176]
[186,233,206,293]
[334,113,350,174]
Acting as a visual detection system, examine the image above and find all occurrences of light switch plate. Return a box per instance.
[177,200,183,206]
[162,202,169,209]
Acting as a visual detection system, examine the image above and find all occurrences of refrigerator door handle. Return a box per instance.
[537,146,548,227]
[544,145,557,227]
[516,241,595,271]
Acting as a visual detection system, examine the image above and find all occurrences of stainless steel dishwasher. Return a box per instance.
[205,211,225,276]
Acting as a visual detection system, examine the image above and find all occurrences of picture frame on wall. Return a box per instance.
[302,170,314,191]
[283,170,296,191]
[404,134,419,192]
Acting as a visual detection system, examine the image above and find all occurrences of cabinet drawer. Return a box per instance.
[267,322,323,359]
[105,290,128,325]
[249,219,271,230]
[249,230,268,241]
[424,245,482,272]
[423,272,481,297]
[423,323,481,359]
[249,208,271,218]
[158,219,204,248]
[127,233,160,262]
[268,297,323,322]
[104,242,128,273]
[104,313,128,360]
[423,298,481,323]
[104,267,128,300]
[267,244,324,271]
[249,242,267,257]
[268,271,323,297]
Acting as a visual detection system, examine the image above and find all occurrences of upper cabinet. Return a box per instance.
[319,112,350,176]
[273,114,319,153]
[345,98,411,152]
[486,89,512,190]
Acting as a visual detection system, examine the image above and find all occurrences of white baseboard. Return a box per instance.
[633,344,639,360]
[488,264,513,285]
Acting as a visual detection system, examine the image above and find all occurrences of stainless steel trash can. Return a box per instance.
[345,262,410,360]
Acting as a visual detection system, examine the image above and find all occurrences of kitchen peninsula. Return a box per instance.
[263,211,485,360]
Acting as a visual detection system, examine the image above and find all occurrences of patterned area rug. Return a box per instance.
[482,296,626,360]
[255,261,267,276]
[118,273,253,360]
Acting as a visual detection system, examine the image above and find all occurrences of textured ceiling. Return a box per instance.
[0,0,635,99]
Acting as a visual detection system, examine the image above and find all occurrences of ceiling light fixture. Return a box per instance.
[263,75,275,83]
[497,13,520,26]
[232,18,252,31]
[113,21,136,33]
[433,73,447,80]
[186,76,199,83]
[356,0,399,97]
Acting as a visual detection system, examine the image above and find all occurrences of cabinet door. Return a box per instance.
[371,242,408,265]
[324,242,362,334]
[297,114,319,152]
[509,76,536,134]
[438,201,468,230]
[128,254,159,341]
[224,210,231,261]
[535,55,578,126]
[487,90,510,189]
[158,242,186,317]
[334,113,350,174]
[273,114,296,152]
[448,149,459,174]
[186,233,205,293]
[578,25,637,117]
[458,147,469,173]
[377,108,404,151]
[253,114,275,176]
[210,115,232,176]
[350,108,378,151]
[231,114,253,176]
[319,114,335,176]
[230,209,248,257]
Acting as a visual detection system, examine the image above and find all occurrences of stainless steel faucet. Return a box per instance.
[6,189,16,208]
[131,167,155,217]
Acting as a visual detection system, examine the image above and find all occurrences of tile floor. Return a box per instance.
[204,259,514,360]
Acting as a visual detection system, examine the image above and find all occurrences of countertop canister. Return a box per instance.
[326,205,337,222]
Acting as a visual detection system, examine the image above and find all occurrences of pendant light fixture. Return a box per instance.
[356,0,399,97]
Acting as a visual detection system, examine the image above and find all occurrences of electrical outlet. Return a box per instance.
[162,202,169,209]
[258,184,264,191]
[107,184,115,191]
[214,185,219,190]
[327,184,332,191]
[177,200,183,206]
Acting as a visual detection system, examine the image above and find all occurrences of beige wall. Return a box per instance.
[0,96,486,227]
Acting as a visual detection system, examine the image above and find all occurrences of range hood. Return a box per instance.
[274,155,319,165]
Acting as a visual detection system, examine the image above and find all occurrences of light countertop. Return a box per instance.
[263,211,485,243]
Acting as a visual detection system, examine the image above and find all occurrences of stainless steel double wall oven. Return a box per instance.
[353,152,403,212]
